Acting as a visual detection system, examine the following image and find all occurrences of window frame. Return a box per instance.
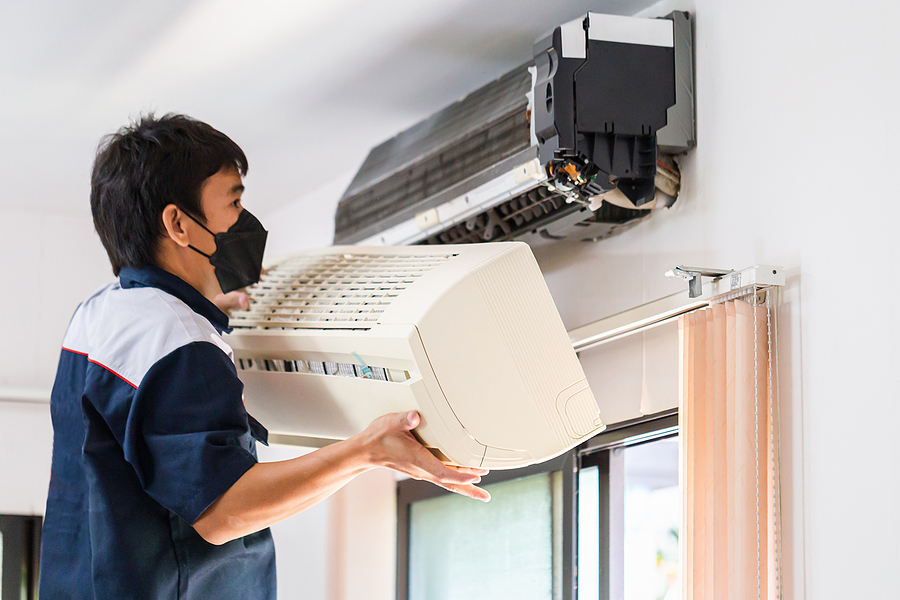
[395,408,678,600]
[578,409,678,600]
[0,514,42,600]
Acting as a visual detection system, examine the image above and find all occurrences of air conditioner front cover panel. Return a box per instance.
[225,243,604,468]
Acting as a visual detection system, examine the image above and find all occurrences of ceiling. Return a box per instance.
[0,0,660,219]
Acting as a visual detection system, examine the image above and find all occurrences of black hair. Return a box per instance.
[90,113,248,275]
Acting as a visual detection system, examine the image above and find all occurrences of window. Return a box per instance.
[398,454,573,600]
[0,515,41,600]
[397,411,678,600]
[578,416,679,600]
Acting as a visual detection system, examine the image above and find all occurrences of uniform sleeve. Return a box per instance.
[123,341,261,524]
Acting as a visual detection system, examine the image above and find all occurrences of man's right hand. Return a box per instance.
[356,411,491,502]
[194,410,489,546]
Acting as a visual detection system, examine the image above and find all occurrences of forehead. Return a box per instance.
[200,166,243,200]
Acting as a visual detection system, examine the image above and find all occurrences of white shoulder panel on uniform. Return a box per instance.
[63,282,232,388]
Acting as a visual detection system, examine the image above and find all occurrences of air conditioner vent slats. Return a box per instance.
[230,252,457,330]
[237,357,405,383]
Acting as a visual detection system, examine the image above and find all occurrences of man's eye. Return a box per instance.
[233,199,241,207]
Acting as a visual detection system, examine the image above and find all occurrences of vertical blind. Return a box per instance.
[679,290,781,600]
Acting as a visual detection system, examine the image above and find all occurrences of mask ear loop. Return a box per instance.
[182,210,217,259]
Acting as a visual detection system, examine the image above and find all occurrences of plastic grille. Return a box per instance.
[230,252,456,329]
[420,185,568,244]
[418,186,650,245]
[237,358,397,381]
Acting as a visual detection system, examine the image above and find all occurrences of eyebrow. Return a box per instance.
[231,184,245,194]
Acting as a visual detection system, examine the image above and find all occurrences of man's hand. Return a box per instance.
[357,411,491,502]
[212,290,250,314]
[212,268,264,314]
[194,410,488,545]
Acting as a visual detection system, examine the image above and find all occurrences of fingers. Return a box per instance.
[410,445,482,485]
[405,453,491,502]
[430,479,491,503]
[407,462,490,501]
[389,412,487,476]
[444,465,490,476]
[399,410,420,431]
[212,290,250,313]
[367,410,491,501]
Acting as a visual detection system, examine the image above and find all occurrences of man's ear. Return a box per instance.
[161,204,191,248]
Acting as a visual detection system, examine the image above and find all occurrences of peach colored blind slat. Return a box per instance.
[679,293,780,600]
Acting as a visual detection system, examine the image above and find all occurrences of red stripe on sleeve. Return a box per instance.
[61,346,89,357]
[62,346,138,389]
[87,358,139,389]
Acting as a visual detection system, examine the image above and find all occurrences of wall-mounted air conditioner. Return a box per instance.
[334,11,694,248]
[224,243,603,469]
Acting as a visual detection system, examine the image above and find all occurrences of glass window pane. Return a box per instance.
[623,437,680,600]
[578,466,600,600]
[409,472,557,600]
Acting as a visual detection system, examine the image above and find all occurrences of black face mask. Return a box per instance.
[185,209,268,294]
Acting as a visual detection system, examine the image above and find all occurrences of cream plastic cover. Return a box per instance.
[224,242,603,469]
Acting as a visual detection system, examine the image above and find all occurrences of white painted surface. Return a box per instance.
[328,469,398,600]
[0,210,113,390]
[256,443,330,600]
[0,209,111,514]
[0,401,53,515]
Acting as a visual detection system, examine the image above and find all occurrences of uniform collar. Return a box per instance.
[118,266,232,334]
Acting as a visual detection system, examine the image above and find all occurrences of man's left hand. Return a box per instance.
[213,290,250,314]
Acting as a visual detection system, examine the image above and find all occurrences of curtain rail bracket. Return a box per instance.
[665,266,736,298]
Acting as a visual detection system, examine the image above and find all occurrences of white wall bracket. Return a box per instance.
[665,266,735,298]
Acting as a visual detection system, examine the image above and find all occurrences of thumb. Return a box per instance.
[213,290,250,312]
[232,292,250,310]
[401,410,420,430]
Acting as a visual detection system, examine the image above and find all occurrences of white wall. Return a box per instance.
[326,468,398,600]
[256,444,330,600]
[0,208,112,515]
[0,401,54,515]
[0,209,112,392]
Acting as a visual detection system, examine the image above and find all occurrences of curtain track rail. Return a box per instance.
[568,265,784,353]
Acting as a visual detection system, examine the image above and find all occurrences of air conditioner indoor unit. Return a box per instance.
[224,242,603,469]
[334,11,694,248]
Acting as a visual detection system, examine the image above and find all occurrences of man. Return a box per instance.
[40,114,489,599]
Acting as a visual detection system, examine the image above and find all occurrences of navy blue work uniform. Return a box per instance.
[40,266,276,599]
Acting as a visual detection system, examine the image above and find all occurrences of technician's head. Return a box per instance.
[90,114,266,299]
